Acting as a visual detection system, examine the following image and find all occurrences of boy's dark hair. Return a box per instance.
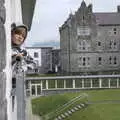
[11,22,28,40]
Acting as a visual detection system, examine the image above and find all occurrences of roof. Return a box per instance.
[21,0,36,31]
[94,12,120,25]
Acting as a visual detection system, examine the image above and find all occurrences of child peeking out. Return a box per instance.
[11,22,28,65]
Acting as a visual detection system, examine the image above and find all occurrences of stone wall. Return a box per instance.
[0,0,7,119]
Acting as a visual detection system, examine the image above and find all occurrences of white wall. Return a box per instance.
[5,0,23,120]
[10,0,22,23]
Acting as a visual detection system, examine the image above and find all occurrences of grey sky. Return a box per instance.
[25,0,120,46]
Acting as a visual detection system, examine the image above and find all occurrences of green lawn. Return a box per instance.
[66,104,120,120]
[32,92,82,116]
[31,89,120,120]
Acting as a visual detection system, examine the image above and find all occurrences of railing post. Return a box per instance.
[117,78,119,88]
[41,80,42,94]
[99,78,102,88]
[46,80,48,89]
[90,79,93,88]
[73,79,75,89]
[64,80,66,89]
[35,85,37,96]
[108,78,111,88]
[82,79,84,88]
[55,80,57,89]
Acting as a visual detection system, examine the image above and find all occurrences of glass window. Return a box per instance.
[114,56,117,64]
[98,57,102,65]
[109,56,112,64]
[113,28,117,35]
[98,42,101,46]
[34,52,38,58]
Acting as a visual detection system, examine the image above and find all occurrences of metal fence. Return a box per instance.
[25,74,120,97]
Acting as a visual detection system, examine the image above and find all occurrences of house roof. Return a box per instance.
[94,12,120,25]
[21,0,36,31]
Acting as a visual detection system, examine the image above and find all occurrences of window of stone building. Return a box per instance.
[83,15,85,20]
[12,96,15,112]
[83,40,86,50]
[98,57,102,65]
[87,57,90,65]
[113,28,117,35]
[114,56,117,64]
[109,40,117,49]
[98,41,101,46]
[83,57,86,66]
[109,56,112,64]
[113,41,117,49]
[78,57,82,67]
[77,40,90,51]
[34,52,38,58]
[78,57,90,67]
[109,41,112,49]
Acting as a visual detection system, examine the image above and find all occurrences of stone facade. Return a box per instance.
[59,1,120,75]
[0,0,7,119]
[52,49,61,73]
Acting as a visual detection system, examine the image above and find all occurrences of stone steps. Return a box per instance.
[54,102,88,120]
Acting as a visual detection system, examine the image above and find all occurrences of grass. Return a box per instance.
[31,92,82,116]
[31,89,120,120]
[65,104,120,120]
[65,89,120,120]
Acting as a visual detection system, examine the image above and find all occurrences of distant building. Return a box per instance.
[52,49,61,73]
[26,47,53,74]
[59,1,120,75]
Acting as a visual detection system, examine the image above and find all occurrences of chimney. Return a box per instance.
[117,6,120,13]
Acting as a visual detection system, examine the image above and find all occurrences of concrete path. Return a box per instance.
[88,100,120,104]
[26,98,42,120]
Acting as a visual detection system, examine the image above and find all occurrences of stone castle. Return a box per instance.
[59,1,120,75]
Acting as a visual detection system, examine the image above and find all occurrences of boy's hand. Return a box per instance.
[16,53,24,61]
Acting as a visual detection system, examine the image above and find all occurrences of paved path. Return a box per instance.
[26,98,42,120]
[87,100,120,104]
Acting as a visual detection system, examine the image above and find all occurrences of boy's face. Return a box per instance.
[12,27,26,46]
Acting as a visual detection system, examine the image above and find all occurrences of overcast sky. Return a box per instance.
[25,0,120,46]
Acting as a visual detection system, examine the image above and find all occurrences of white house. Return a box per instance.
[0,0,36,120]
[26,47,53,73]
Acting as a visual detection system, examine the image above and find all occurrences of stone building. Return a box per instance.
[52,48,61,73]
[59,1,120,75]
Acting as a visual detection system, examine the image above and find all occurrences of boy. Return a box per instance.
[11,23,28,112]
[11,22,28,65]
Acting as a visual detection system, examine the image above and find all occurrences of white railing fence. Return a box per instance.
[25,75,120,97]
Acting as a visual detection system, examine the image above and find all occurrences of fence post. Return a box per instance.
[46,80,48,89]
[73,79,75,89]
[108,78,111,88]
[64,80,66,89]
[99,78,102,88]
[55,80,57,89]
[82,79,84,88]
[117,78,119,88]
[90,79,93,88]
